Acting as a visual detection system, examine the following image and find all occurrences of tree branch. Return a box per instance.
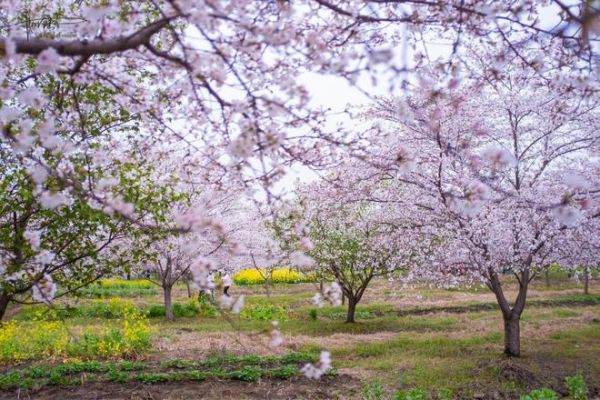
[1,17,175,57]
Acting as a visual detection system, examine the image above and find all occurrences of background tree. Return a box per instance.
[279,181,429,323]
[145,233,224,321]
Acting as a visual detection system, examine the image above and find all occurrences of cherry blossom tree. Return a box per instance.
[552,170,600,295]
[141,186,256,320]
[2,1,598,225]
[348,58,600,355]
[0,142,184,319]
[236,222,282,299]
[145,234,220,321]
[275,180,431,323]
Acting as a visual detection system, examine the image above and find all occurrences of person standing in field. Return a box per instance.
[222,272,232,296]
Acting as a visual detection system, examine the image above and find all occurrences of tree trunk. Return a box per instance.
[264,277,271,298]
[186,280,193,298]
[583,266,589,295]
[163,286,174,321]
[503,314,521,357]
[489,270,528,358]
[545,268,550,288]
[0,292,11,321]
[346,297,357,323]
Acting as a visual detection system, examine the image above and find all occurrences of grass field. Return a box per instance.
[0,277,598,399]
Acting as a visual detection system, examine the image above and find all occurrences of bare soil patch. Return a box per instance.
[0,375,359,400]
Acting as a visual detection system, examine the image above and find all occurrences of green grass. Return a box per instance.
[329,321,600,396]
[277,313,457,336]
[552,308,582,318]
[332,332,503,396]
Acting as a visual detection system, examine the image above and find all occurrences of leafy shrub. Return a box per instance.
[0,309,150,362]
[233,268,315,285]
[233,269,269,285]
[309,308,318,320]
[267,365,298,379]
[0,320,68,362]
[565,374,588,400]
[271,268,311,284]
[76,309,151,358]
[53,360,107,375]
[241,301,289,321]
[228,366,262,382]
[144,301,202,318]
[106,368,128,383]
[16,305,80,320]
[520,388,558,400]
[197,296,218,317]
[144,304,170,318]
[137,372,172,384]
[117,360,145,371]
[395,389,428,400]
[17,298,140,321]
[362,380,385,400]
[16,298,138,321]
[279,352,318,364]
[85,298,138,318]
[185,370,209,381]
[0,360,146,389]
[0,371,24,390]
[48,371,70,386]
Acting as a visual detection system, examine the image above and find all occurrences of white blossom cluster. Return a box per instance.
[312,282,343,308]
[31,274,57,305]
[268,321,284,349]
[219,294,245,314]
[300,351,332,379]
[190,258,216,293]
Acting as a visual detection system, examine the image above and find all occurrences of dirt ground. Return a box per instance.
[1,376,360,400]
